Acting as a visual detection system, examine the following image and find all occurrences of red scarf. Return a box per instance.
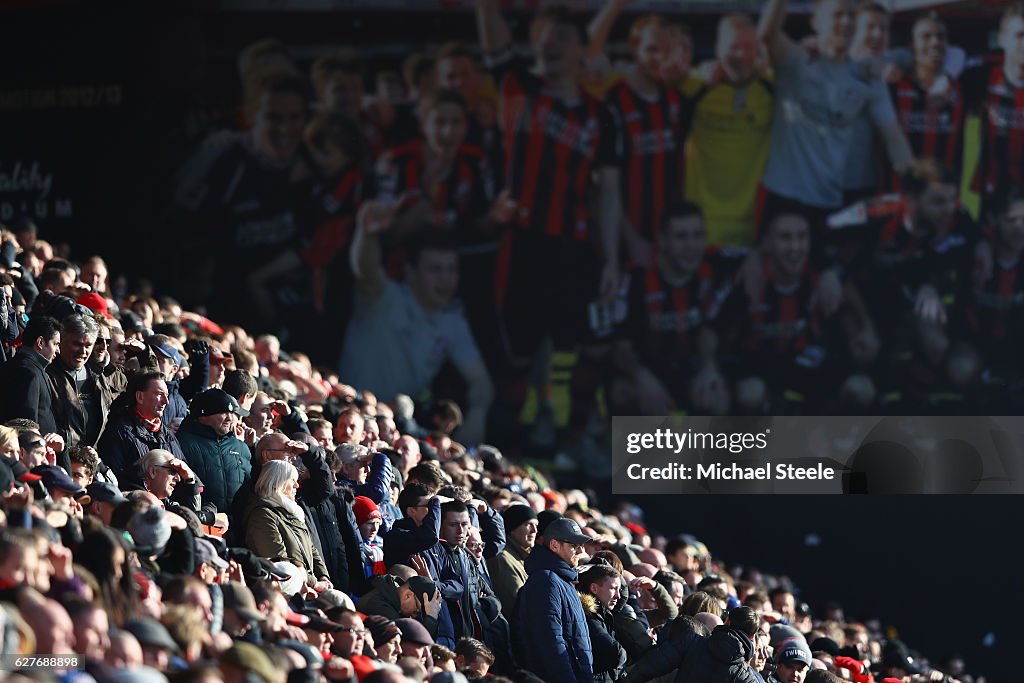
[134,407,162,433]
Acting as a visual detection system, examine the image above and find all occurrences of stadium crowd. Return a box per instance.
[0,0,1017,680]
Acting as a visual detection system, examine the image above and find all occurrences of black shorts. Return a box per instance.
[495,231,601,359]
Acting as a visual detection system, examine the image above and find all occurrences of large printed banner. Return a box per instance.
[612,415,1024,494]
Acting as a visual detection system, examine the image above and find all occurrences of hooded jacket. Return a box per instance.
[176,415,250,513]
[580,593,627,683]
[674,625,761,683]
[514,545,594,683]
[357,573,442,638]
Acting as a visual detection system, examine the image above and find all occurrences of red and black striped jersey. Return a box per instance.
[299,166,366,269]
[826,194,977,319]
[714,268,823,360]
[964,59,1024,216]
[891,75,965,174]
[488,52,618,240]
[604,80,687,239]
[373,139,495,242]
[615,248,745,372]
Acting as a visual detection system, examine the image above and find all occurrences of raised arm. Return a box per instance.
[350,200,397,304]
[476,0,512,56]
[587,0,631,61]
[757,0,796,66]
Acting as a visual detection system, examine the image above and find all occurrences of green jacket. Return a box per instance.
[487,541,530,619]
[244,499,330,583]
[177,416,250,513]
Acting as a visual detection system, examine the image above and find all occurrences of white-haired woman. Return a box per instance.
[244,459,332,592]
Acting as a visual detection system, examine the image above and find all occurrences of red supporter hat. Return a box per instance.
[76,292,111,319]
[625,522,648,537]
[353,496,381,526]
[540,490,560,508]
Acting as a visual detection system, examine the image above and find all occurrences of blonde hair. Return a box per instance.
[0,425,18,453]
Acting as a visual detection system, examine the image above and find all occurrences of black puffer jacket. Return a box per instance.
[674,625,760,683]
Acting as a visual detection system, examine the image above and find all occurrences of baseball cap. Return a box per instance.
[221,581,263,622]
[76,292,111,319]
[124,617,180,653]
[210,347,234,365]
[543,518,591,545]
[31,464,88,499]
[220,642,277,683]
[881,640,923,673]
[194,538,229,571]
[775,637,813,667]
[189,388,250,417]
[7,459,42,483]
[86,481,129,505]
[149,340,184,367]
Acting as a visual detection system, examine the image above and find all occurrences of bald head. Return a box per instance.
[694,611,724,631]
[638,548,667,569]
[630,563,658,579]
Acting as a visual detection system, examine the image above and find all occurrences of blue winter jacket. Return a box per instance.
[515,545,594,683]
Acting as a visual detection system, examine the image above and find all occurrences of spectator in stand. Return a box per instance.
[123,449,219,559]
[244,459,333,594]
[0,315,61,435]
[177,388,251,514]
[97,370,184,482]
[47,313,117,454]
[146,335,188,428]
[577,562,628,683]
[383,483,443,569]
[421,499,505,643]
[769,636,813,683]
[676,605,762,683]
[366,614,404,664]
[354,495,386,579]
[84,480,128,525]
[487,503,535,620]
[336,443,394,506]
[514,517,594,682]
